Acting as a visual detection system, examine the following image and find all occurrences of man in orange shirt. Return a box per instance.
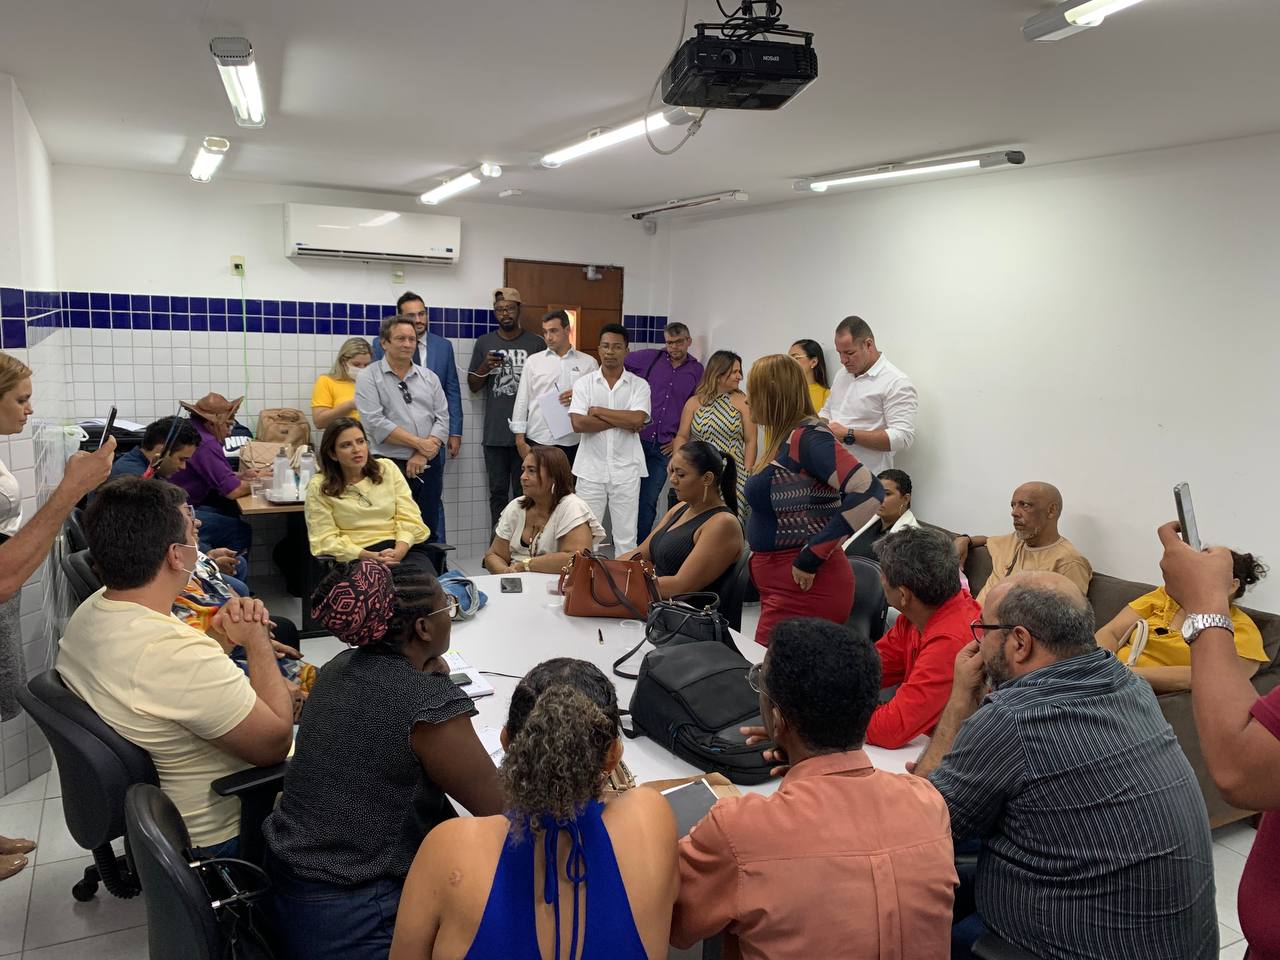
[671,618,956,959]
[867,526,981,748]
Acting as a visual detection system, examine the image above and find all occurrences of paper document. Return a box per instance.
[82,417,147,432]
[535,390,575,441]
[478,725,505,768]
[443,650,495,699]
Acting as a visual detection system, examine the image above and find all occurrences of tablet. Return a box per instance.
[661,778,720,837]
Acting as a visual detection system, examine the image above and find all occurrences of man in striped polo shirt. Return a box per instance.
[914,572,1216,960]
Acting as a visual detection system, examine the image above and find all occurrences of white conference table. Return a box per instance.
[444,571,923,787]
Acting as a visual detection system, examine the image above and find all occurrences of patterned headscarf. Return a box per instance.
[310,560,396,647]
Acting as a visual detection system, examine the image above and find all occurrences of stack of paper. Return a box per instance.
[443,650,495,699]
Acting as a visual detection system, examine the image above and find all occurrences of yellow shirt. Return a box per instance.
[58,591,258,846]
[311,374,358,420]
[1118,586,1267,667]
[304,458,430,561]
[976,533,1093,606]
[808,382,830,415]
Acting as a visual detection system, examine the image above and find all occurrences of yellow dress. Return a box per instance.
[807,382,830,415]
[311,375,358,420]
[1116,586,1267,667]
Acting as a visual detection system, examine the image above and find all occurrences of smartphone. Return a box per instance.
[97,406,117,450]
[1174,482,1201,551]
[448,672,471,686]
[500,577,523,593]
[660,779,720,838]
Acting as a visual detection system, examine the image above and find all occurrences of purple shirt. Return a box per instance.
[625,348,703,445]
[169,419,241,507]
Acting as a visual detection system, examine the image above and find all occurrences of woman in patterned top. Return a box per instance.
[263,561,504,960]
[674,350,755,521]
[743,355,884,646]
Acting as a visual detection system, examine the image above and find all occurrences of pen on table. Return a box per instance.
[598,628,604,645]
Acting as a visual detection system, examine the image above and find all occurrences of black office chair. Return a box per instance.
[126,784,276,960]
[65,507,89,553]
[846,556,888,642]
[973,934,1039,959]
[17,669,286,902]
[61,548,102,606]
[717,548,752,632]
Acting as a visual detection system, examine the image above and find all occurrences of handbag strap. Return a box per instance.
[588,556,650,620]
[612,633,650,680]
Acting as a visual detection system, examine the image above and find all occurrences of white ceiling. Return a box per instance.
[2,0,1279,214]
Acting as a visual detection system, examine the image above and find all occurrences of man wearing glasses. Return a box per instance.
[356,316,450,542]
[913,572,1215,960]
[371,292,463,538]
[624,321,703,542]
[468,287,546,528]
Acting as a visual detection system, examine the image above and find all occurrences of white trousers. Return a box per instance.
[575,476,641,554]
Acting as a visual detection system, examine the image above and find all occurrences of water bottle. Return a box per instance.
[297,448,316,496]
[272,447,291,497]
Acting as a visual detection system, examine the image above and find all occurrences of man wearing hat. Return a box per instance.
[468,287,546,529]
[170,392,260,558]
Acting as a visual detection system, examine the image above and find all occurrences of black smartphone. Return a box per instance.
[1174,482,1201,551]
[661,779,720,837]
[500,577,523,593]
[97,406,117,450]
[448,672,471,686]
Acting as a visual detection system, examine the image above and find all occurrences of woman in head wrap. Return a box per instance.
[262,560,503,960]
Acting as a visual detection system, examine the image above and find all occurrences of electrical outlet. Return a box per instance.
[231,255,246,276]
[391,269,405,283]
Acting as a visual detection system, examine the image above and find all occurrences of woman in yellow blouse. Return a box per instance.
[311,337,373,428]
[788,339,830,414]
[1096,549,1269,692]
[305,418,432,570]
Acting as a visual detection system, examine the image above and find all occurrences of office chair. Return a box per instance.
[64,507,89,553]
[846,556,889,642]
[126,784,276,960]
[17,670,285,902]
[61,548,102,607]
[717,548,752,632]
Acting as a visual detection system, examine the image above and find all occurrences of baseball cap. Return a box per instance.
[493,287,522,304]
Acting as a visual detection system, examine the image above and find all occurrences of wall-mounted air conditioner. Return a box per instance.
[284,202,461,265]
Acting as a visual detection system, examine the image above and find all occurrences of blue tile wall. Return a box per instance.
[0,286,666,353]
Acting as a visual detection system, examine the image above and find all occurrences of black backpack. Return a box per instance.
[627,638,776,785]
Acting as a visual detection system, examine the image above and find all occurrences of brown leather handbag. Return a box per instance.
[558,550,660,620]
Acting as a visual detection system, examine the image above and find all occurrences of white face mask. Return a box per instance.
[172,542,200,578]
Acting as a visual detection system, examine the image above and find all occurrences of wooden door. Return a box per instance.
[503,259,624,358]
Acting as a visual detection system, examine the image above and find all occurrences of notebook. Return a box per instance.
[443,650,495,699]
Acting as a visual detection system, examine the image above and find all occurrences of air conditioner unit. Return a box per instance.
[284,202,461,265]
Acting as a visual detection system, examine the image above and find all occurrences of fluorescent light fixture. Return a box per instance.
[630,190,749,220]
[1023,0,1146,41]
[795,150,1025,194]
[540,107,695,168]
[190,137,230,183]
[417,163,501,205]
[210,37,266,127]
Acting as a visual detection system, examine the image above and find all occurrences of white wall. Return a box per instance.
[668,132,1280,610]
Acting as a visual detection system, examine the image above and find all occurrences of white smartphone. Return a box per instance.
[1174,482,1200,551]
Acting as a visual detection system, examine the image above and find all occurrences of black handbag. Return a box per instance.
[612,592,732,679]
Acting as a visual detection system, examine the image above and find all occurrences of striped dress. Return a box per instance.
[690,392,749,521]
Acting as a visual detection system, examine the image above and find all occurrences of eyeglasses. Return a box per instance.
[428,595,458,618]
[746,662,767,696]
[494,305,519,315]
[396,380,414,405]
[969,619,1020,643]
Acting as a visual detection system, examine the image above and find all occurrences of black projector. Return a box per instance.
[661,34,817,111]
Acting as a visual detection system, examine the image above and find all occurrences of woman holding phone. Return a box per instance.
[0,351,115,880]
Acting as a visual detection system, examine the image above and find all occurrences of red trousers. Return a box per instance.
[750,548,854,646]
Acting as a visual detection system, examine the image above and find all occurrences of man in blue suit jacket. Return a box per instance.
[372,291,462,540]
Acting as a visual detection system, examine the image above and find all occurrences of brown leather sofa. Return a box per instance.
[937,526,1280,827]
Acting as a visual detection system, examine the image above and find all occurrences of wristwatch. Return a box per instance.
[843,429,856,445]
[1181,613,1234,644]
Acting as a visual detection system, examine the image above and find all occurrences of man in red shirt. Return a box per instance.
[867,526,981,748]
[1158,521,1280,960]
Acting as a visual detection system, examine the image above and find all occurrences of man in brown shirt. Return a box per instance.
[671,618,956,959]
[956,481,1092,605]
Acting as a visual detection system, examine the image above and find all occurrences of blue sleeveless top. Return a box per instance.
[462,800,648,960]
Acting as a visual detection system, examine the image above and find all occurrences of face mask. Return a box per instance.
[171,542,200,578]
[61,425,90,460]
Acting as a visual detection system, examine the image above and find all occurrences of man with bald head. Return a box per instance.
[914,573,1215,960]
[955,481,1092,606]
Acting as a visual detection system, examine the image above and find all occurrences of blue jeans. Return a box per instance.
[951,841,988,959]
[194,836,240,860]
[636,439,671,544]
[265,852,402,960]
[195,505,252,558]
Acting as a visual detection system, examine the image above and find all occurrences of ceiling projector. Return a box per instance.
[661,1,817,111]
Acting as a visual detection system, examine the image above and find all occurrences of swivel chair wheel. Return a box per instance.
[71,876,98,901]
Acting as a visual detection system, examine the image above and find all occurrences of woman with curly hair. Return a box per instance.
[263,560,503,960]
[390,658,679,960]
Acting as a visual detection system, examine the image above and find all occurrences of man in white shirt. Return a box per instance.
[510,310,598,467]
[569,324,651,553]
[820,316,918,475]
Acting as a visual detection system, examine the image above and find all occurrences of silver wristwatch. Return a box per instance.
[1181,613,1234,644]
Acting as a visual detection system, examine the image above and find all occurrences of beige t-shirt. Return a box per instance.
[58,590,258,846]
[976,533,1093,606]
